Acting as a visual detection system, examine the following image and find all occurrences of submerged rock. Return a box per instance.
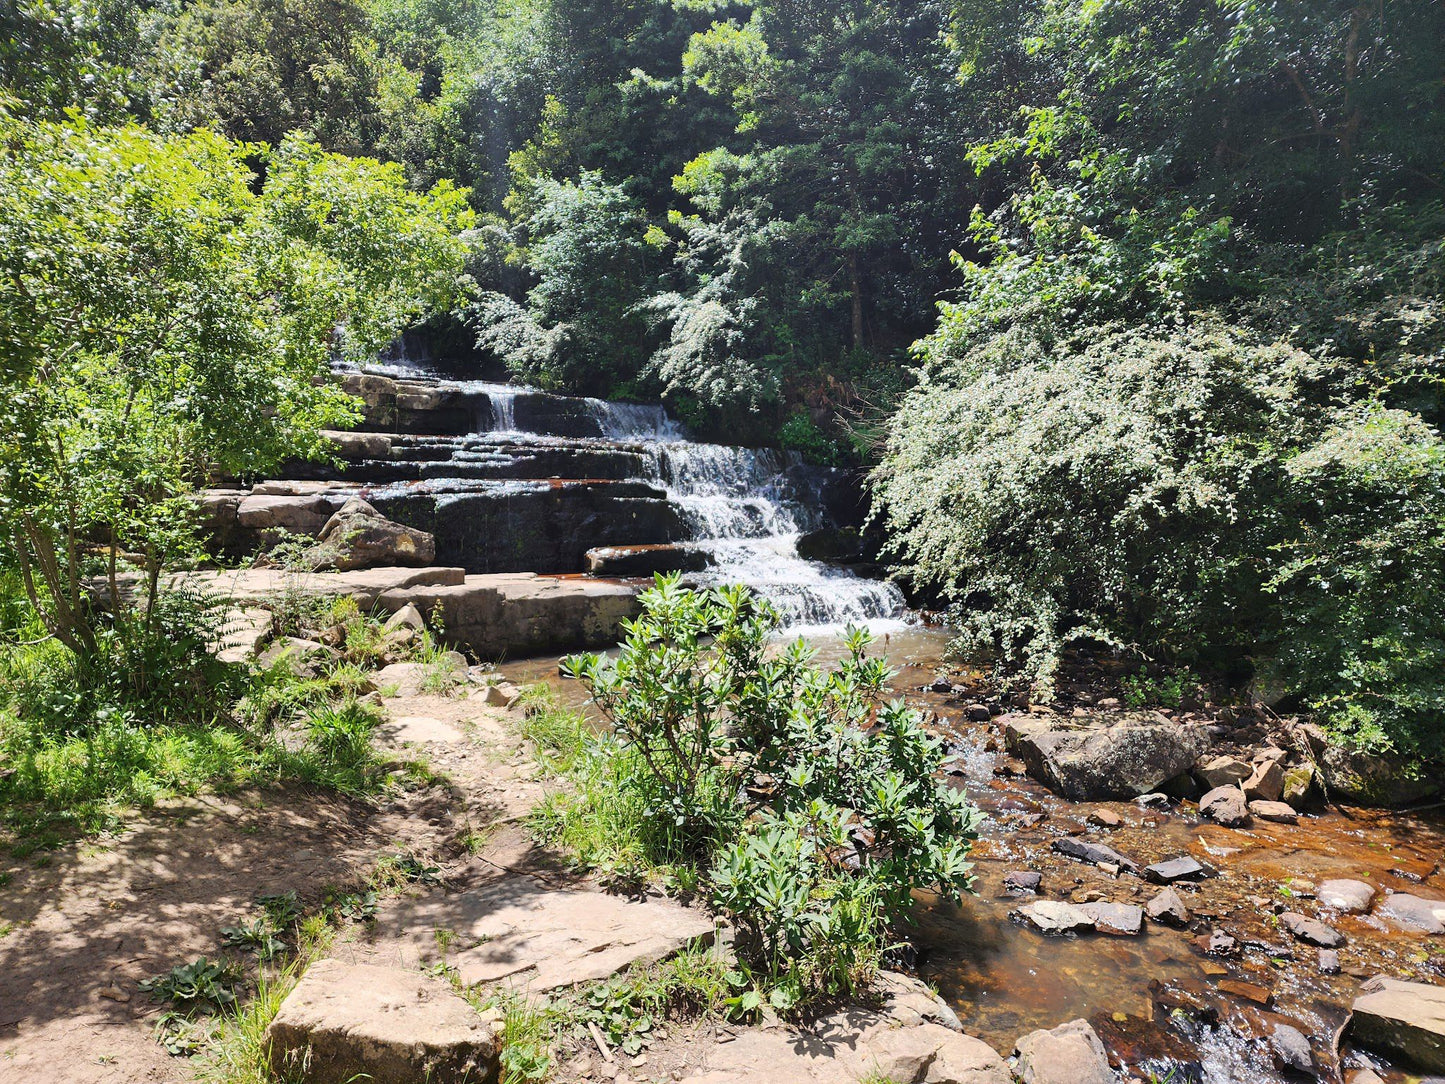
[1002,712,1207,800]
[1081,901,1144,936]
[1013,1018,1114,1084]
[266,959,500,1084]
[1003,871,1043,894]
[1347,975,1445,1073]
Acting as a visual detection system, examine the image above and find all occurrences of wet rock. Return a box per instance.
[1012,900,1097,935]
[1199,785,1251,827]
[1244,759,1286,803]
[1219,979,1272,1006]
[1136,792,1171,807]
[1145,856,1208,884]
[1347,975,1445,1073]
[1002,712,1207,800]
[1087,808,1122,829]
[318,497,437,571]
[1195,755,1252,789]
[1346,1071,1386,1084]
[1270,1023,1314,1075]
[1280,912,1345,948]
[929,677,954,693]
[585,543,712,577]
[1321,744,1442,807]
[1146,887,1192,927]
[1376,892,1445,934]
[1318,948,1341,974]
[964,702,993,722]
[1249,799,1299,823]
[1081,901,1144,936]
[1051,837,1139,874]
[266,959,500,1084]
[1003,871,1043,894]
[1013,1018,1114,1084]
[1195,930,1238,957]
[1318,879,1377,914]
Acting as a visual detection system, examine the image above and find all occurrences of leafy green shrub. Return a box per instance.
[874,320,1445,763]
[140,957,239,1013]
[554,575,979,1001]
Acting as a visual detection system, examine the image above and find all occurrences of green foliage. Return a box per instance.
[550,575,979,1000]
[140,957,240,1014]
[1121,670,1196,712]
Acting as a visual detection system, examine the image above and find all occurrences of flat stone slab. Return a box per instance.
[1377,892,1445,933]
[375,874,716,991]
[186,566,468,608]
[1012,900,1096,935]
[1347,975,1445,1072]
[1280,911,1345,947]
[1145,856,1208,883]
[1051,837,1139,873]
[1082,901,1144,936]
[680,973,1009,1083]
[266,958,499,1084]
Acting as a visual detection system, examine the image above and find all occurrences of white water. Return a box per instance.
[351,360,907,632]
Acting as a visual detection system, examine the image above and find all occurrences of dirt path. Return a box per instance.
[0,688,542,1084]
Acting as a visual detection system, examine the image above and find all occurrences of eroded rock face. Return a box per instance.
[1003,712,1207,800]
[266,958,500,1084]
[1347,975,1445,1073]
[1013,1018,1114,1084]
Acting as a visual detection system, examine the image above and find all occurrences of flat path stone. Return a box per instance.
[266,958,499,1084]
[680,973,1009,1084]
[373,873,716,991]
[1347,975,1445,1073]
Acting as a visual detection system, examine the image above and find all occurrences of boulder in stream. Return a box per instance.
[1012,900,1097,935]
[1280,911,1345,947]
[1346,975,1445,1073]
[1003,711,1207,800]
[1199,785,1251,827]
[1013,1018,1114,1084]
[1081,901,1144,936]
[1270,1022,1315,1075]
[1317,879,1376,914]
[1146,887,1192,927]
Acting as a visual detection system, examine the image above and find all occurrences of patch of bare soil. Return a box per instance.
[0,689,536,1084]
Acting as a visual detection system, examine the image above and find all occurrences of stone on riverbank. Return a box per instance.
[1003,711,1206,800]
[317,497,437,571]
[266,958,499,1084]
[1195,755,1252,789]
[679,971,1010,1084]
[1320,743,1442,807]
[1013,1018,1114,1084]
[1347,975,1445,1073]
[1249,799,1299,823]
[1199,785,1251,827]
[1244,759,1286,803]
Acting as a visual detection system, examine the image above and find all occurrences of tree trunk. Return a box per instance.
[849,252,864,350]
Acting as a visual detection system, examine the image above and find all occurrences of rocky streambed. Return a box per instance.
[881,630,1445,1084]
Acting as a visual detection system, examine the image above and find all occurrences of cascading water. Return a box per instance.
[346,357,907,632]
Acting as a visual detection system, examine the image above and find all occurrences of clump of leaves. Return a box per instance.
[257,891,303,928]
[325,888,379,924]
[554,575,981,1005]
[221,919,288,961]
[139,957,238,1014]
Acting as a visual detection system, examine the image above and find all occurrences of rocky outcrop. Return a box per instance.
[1013,1018,1114,1084]
[316,497,436,570]
[266,958,499,1084]
[1002,711,1207,800]
[1346,975,1445,1073]
[679,972,1010,1084]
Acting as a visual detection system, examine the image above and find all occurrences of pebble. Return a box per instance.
[1318,948,1341,974]
[98,986,130,1003]
[1087,808,1122,828]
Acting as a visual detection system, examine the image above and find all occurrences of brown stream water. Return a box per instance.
[501,626,1445,1084]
